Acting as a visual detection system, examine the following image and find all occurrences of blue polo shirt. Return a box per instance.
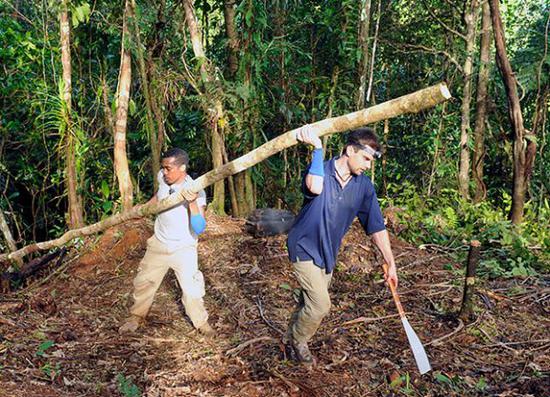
[287,157,386,273]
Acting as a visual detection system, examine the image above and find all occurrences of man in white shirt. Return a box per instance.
[119,148,213,336]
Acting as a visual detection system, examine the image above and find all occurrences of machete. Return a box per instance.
[383,263,432,375]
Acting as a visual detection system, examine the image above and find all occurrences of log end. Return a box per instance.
[439,83,452,99]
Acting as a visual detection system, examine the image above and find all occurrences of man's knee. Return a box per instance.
[306,295,331,320]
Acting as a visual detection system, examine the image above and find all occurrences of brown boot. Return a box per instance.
[292,339,316,366]
[118,315,143,334]
[197,322,215,337]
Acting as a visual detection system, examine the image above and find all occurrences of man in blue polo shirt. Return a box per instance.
[286,126,398,364]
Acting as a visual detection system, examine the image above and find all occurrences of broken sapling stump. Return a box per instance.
[459,240,482,321]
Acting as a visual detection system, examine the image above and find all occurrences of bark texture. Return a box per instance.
[0,83,451,262]
[60,0,84,228]
[472,0,492,202]
[489,0,533,224]
[459,240,481,321]
[130,0,160,189]
[182,0,226,214]
[458,0,478,199]
[114,0,134,211]
[356,0,372,110]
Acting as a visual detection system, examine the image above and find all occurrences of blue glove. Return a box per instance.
[190,213,206,234]
[308,148,325,176]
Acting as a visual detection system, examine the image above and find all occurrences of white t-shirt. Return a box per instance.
[154,171,207,251]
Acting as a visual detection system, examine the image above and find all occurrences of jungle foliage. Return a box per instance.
[0,0,548,272]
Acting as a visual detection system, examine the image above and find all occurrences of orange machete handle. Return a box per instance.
[383,263,405,317]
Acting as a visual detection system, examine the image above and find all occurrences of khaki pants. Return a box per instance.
[129,235,208,329]
[288,260,333,344]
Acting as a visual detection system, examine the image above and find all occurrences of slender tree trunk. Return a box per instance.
[458,0,478,200]
[182,0,225,214]
[60,0,84,229]
[427,102,448,197]
[489,0,533,224]
[114,0,134,211]
[0,209,17,254]
[356,0,372,110]
[101,75,115,136]
[365,0,381,105]
[472,0,492,203]
[223,0,239,77]
[1,83,451,262]
[382,119,389,196]
[130,0,160,189]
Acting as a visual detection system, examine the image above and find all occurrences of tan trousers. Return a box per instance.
[130,235,208,329]
[288,260,333,344]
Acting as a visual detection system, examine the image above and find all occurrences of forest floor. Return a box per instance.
[0,214,548,397]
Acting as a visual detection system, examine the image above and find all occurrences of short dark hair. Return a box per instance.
[343,127,381,153]
[162,147,189,167]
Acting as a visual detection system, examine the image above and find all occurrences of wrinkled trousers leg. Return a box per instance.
[171,245,209,329]
[130,236,170,318]
[290,260,333,344]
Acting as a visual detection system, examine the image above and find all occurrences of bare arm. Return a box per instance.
[297,125,324,195]
[371,229,398,287]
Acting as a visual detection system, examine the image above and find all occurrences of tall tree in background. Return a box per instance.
[489,0,535,224]
[114,0,134,211]
[356,0,372,110]
[130,0,160,189]
[182,0,226,214]
[60,0,84,228]
[458,0,479,200]
[223,0,239,77]
[472,0,492,202]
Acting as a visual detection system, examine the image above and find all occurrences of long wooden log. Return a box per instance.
[0,83,451,262]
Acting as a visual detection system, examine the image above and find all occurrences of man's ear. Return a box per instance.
[179,164,187,172]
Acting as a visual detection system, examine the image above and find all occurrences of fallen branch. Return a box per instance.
[0,83,451,262]
[341,313,400,326]
[225,336,276,356]
[425,319,464,346]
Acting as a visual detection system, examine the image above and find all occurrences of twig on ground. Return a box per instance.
[256,296,284,336]
[425,319,464,346]
[341,313,400,327]
[225,336,276,356]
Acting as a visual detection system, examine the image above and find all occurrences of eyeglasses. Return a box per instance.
[360,144,382,159]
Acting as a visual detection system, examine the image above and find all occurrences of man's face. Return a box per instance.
[161,157,186,185]
[346,145,374,175]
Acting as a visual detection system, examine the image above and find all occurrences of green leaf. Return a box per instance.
[279,283,292,291]
[101,180,110,198]
[36,340,55,356]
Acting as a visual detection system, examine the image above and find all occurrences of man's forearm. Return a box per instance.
[371,230,395,267]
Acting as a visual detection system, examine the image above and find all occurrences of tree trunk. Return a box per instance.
[365,0,381,105]
[489,0,533,224]
[130,0,160,189]
[223,0,239,77]
[114,0,134,211]
[60,0,84,229]
[0,210,18,254]
[1,83,451,262]
[472,0,492,203]
[101,74,115,136]
[459,240,481,321]
[182,0,225,214]
[381,119,389,196]
[458,0,478,200]
[356,0,372,110]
